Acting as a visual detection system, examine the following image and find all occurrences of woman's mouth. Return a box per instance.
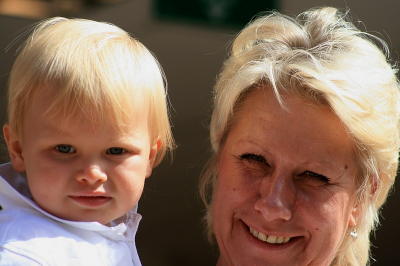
[249,227,291,244]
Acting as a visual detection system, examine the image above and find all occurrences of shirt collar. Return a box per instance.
[0,162,142,241]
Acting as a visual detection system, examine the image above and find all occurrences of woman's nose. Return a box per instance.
[76,164,107,185]
[254,172,294,221]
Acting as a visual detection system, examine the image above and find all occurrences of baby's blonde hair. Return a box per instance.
[7,17,174,165]
[200,7,400,266]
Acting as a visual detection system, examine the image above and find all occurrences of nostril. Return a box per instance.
[254,196,292,221]
[76,167,107,184]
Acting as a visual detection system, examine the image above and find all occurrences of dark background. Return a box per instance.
[1,0,399,265]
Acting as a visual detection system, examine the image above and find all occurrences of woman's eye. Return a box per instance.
[304,171,330,183]
[107,147,125,155]
[56,145,75,153]
[239,153,266,164]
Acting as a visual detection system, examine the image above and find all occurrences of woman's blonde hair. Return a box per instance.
[200,7,400,265]
[7,17,174,165]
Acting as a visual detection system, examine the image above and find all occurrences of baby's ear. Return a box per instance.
[3,124,25,173]
[145,137,162,178]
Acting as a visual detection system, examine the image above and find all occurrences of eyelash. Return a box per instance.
[304,171,330,183]
[239,153,330,183]
[56,145,75,153]
[239,153,267,164]
[55,146,126,155]
[106,147,126,155]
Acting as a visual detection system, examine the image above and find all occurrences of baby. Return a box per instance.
[0,17,173,265]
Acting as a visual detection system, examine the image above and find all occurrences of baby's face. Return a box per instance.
[8,93,158,225]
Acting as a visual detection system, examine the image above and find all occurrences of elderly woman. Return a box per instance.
[200,7,400,266]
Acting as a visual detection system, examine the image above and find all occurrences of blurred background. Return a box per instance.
[1,0,399,265]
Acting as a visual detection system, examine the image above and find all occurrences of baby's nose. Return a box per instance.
[76,165,107,184]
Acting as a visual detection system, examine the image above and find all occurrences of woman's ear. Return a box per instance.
[145,136,162,178]
[348,189,364,228]
[370,174,380,196]
[3,124,26,173]
[348,203,360,227]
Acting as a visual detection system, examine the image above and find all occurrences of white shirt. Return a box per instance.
[0,163,142,266]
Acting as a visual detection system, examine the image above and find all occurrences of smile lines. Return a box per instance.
[249,227,291,244]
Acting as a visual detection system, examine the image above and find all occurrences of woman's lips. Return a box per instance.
[69,195,112,208]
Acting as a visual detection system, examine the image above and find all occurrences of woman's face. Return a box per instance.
[212,88,360,266]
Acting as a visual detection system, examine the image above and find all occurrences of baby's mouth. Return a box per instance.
[249,227,291,244]
[69,195,112,207]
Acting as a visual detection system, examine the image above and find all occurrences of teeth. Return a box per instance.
[258,232,267,241]
[266,235,277,244]
[252,229,258,238]
[249,227,291,244]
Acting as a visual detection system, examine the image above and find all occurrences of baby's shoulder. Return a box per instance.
[0,208,133,265]
[0,208,61,240]
[0,208,76,265]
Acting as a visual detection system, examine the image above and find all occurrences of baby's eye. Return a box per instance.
[107,147,126,155]
[56,145,75,153]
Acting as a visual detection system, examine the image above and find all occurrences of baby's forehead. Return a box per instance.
[25,109,149,146]
[26,92,147,132]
